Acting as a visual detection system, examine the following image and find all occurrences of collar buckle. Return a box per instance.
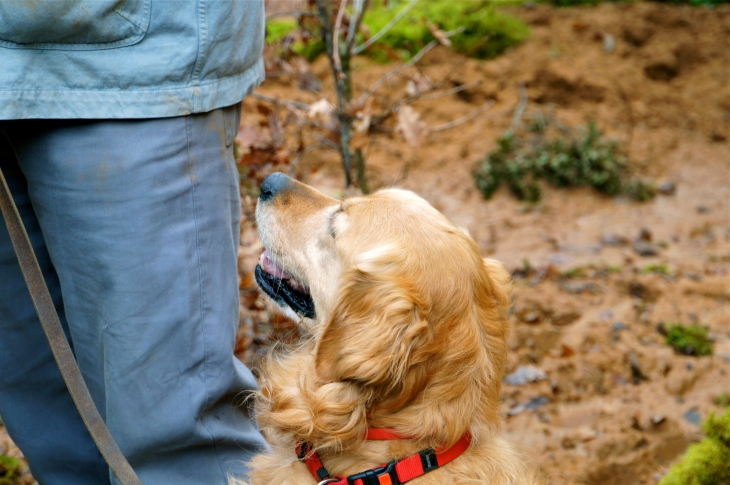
[346,461,399,485]
[419,449,439,472]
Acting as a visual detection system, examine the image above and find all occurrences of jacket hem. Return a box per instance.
[0,59,265,120]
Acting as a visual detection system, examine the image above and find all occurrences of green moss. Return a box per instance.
[266,18,298,44]
[474,121,655,202]
[642,264,671,275]
[653,0,730,6]
[563,267,588,278]
[665,323,713,356]
[714,394,730,407]
[265,1,530,62]
[659,410,730,485]
[0,455,22,485]
[362,1,529,61]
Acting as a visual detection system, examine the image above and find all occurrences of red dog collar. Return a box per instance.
[296,429,472,485]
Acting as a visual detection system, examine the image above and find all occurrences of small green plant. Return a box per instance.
[715,394,730,407]
[563,267,588,278]
[642,263,671,275]
[659,409,730,485]
[0,455,22,485]
[474,119,656,203]
[665,323,713,356]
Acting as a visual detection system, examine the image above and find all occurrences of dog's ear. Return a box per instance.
[315,246,433,397]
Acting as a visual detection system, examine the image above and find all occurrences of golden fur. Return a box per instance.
[238,177,539,484]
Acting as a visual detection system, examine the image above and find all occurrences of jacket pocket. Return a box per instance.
[0,0,151,50]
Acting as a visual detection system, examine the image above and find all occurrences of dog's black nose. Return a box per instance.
[259,172,292,202]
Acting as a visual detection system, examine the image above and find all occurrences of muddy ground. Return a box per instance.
[2,3,728,484]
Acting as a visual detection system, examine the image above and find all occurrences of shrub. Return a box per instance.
[474,120,655,202]
[664,323,713,356]
[659,409,730,485]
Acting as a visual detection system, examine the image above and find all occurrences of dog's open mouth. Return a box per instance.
[254,250,316,319]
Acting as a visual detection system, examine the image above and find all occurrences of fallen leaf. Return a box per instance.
[307,98,336,119]
[396,106,426,147]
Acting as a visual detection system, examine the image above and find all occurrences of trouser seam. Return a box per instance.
[184,114,226,478]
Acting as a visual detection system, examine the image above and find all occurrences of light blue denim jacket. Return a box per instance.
[0,0,265,119]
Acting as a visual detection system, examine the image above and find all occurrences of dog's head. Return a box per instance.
[255,173,511,445]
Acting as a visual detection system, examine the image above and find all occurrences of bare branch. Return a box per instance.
[251,92,310,111]
[315,0,353,185]
[353,0,420,55]
[289,143,328,175]
[357,27,464,104]
[345,0,368,52]
[265,11,317,20]
[357,40,438,104]
[428,101,495,133]
[510,83,528,132]
[418,81,482,101]
[332,0,349,80]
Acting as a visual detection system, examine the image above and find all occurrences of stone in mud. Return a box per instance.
[505,365,548,386]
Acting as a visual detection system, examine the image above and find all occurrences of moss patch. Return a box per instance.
[664,323,713,356]
[659,409,730,485]
[0,455,22,485]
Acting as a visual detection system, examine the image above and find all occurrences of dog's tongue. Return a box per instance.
[259,250,310,294]
[259,250,290,280]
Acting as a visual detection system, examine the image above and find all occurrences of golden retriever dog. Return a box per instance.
[239,172,539,485]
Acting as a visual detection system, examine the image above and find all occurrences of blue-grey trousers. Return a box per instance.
[0,105,267,485]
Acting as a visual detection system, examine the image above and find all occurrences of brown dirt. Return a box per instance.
[2,3,728,484]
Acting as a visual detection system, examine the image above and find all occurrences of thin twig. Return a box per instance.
[428,101,495,133]
[357,40,438,104]
[332,0,349,80]
[418,81,482,101]
[289,143,328,175]
[510,83,528,132]
[251,92,310,111]
[265,11,317,20]
[345,0,368,52]
[353,0,420,54]
[316,136,342,151]
[357,27,464,105]
[315,0,353,186]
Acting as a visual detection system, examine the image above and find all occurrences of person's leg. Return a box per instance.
[3,105,267,485]
[0,132,111,484]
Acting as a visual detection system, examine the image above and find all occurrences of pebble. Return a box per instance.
[601,233,630,246]
[684,408,701,426]
[560,281,601,294]
[504,365,548,386]
[633,240,660,257]
[657,181,676,195]
[508,396,550,416]
[523,312,540,324]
